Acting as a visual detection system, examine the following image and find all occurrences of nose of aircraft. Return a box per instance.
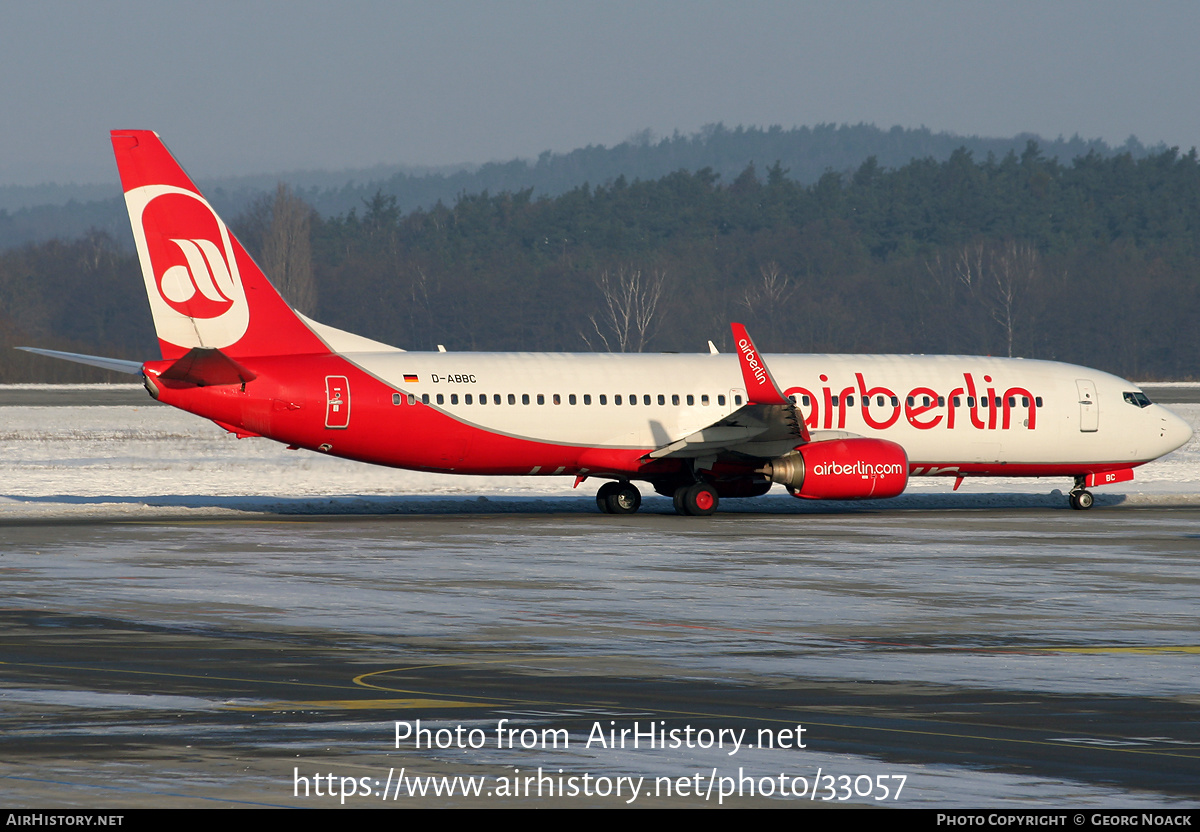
[1156,406,1194,456]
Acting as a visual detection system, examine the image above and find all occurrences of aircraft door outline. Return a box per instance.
[325,375,351,429]
[1076,379,1098,432]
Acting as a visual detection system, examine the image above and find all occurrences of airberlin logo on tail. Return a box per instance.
[158,237,236,317]
[125,185,249,349]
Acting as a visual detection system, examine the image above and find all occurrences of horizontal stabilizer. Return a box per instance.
[160,347,256,386]
[16,347,143,375]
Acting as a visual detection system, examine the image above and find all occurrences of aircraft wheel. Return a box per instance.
[605,482,642,514]
[673,486,688,515]
[596,481,619,513]
[679,483,719,516]
[1069,489,1094,510]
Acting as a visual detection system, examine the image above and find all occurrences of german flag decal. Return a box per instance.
[403,374,419,383]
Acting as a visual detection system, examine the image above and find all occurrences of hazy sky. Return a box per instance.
[4,1,1198,185]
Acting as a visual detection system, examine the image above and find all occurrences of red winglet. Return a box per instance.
[731,323,788,406]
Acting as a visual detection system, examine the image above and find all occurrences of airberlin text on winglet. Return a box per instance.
[738,338,769,386]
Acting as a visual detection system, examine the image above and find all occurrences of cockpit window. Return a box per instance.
[1123,391,1152,408]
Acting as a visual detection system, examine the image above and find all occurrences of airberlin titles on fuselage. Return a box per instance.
[785,371,1040,432]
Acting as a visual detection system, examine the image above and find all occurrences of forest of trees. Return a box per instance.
[1,140,1198,382]
[0,123,1165,251]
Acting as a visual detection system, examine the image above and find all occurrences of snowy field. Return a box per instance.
[0,385,1197,519]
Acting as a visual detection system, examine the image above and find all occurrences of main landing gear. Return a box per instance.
[594,480,720,516]
[672,482,719,516]
[596,480,641,514]
[1068,476,1094,510]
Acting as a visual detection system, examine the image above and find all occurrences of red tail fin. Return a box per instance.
[112,130,326,360]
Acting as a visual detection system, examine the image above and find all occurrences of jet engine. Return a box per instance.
[759,438,908,500]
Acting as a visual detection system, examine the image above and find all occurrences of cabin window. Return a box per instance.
[890,396,899,407]
[451,394,459,405]
[522,393,530,405]
[1007,397,1016,407]
[408,393,416,405]
[422,393,430,405]
[952,396,960,407]
[876,396,885,407]
[569,394,577,405]
[938,396,945,407]
[392,393,401,405]
[845,396,854,406]
[508,394,516,405]
[717,395,726,406]
[980,397,988,408]
[599,394,607,405]
[687,394,695,406]
[672,394,680,405]
[831,396,839,407]
[537,394,545,405]
[630,395,637,406]
[583,394,591,405]
[1035,397,1043,407]
[644,394,651,405]
[701,394,710,405]
[464,394,473,404]
[967,397,975,407]
[657,394,665,405]
[436,393,444,405]
[553,394,561,405]
[906,397,914,407]
[615,395,622,405]
[734,395,743,405]
[788,395,796,404]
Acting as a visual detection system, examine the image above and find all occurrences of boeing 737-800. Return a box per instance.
[19,131,1194,515]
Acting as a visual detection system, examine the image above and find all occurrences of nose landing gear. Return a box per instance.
[1068,476,1094,510]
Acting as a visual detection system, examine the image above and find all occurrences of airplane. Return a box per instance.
[19,131,1194,516]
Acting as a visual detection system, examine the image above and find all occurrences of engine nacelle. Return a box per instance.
[760,438,909,500]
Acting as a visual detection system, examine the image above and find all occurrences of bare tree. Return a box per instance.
[261,184,317,316]
[987,240,1041,358]
[740,261,794,348]
[583,266,669,352]
[926,239,1041,357]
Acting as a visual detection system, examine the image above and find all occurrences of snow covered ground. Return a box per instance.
[0,385,1197,519]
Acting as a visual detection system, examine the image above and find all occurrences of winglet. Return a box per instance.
[731,323,788,406]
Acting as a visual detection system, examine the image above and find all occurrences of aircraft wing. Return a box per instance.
[644,323,809,462]
[644,401,804,460]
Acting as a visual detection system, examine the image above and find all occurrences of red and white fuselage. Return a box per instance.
[147,345,1190,481]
